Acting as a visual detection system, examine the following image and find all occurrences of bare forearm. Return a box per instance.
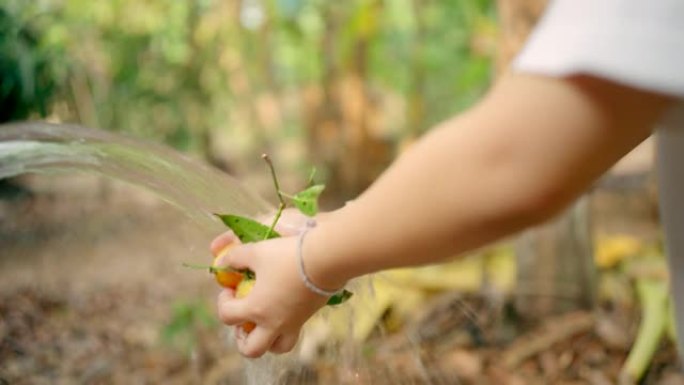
[305,74,670,289]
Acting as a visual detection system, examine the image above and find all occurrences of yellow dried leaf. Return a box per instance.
[595,235,642,268]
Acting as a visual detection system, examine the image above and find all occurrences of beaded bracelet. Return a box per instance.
[297,219,345,297]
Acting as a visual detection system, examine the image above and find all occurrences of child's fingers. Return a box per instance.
[217,287,236,302]
[210,232,236,257]
[237,326,279,358]
[217,290,250,326]
[214,244,255,271]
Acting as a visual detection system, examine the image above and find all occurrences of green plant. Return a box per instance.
[0,6,59,122]
[161,300,217,352]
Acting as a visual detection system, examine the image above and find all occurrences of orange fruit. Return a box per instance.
[213,244,244,289]
[241,321,256,333]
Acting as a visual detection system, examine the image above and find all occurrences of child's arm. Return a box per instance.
[215,73,672,358]
[304,73,672,289]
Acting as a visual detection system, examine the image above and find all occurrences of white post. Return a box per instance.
[656,105,684,365]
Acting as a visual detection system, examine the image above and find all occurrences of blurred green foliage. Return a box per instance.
[2,0,496,172]
[0,6,62,122]
[161,300,218,352]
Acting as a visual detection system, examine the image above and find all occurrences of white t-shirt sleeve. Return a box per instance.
[513,0,684,98]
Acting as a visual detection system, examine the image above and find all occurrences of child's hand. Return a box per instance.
[213,235,330,357]
[210,208,334,358]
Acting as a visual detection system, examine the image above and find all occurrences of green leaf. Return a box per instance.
[292,184,325,216]
[214,214,281,243]
[326,289,353,306]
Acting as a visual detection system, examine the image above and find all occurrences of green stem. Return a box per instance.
[262,154,286,207]
[279,191,297,200]
[620,278,669,382]
[182,262,230,273]
[264,202,285,240]
[262,154,287,240]
[307,167,317,186]
[182,262,254,278]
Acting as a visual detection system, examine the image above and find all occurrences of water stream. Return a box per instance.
[0,122,272,229]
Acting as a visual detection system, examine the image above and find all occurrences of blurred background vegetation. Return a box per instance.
[1,0,497,201]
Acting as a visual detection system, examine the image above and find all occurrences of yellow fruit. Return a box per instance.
[236,279,255,298]
[236,279,256,333]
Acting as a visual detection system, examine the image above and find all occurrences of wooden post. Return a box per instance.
[496,0,598,319]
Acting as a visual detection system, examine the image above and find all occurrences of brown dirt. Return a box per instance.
[0,175,246,384]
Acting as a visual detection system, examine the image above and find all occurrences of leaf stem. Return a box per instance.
[182,262,254,278]
[182,262,230,273]
[262,154,287,240]
[262,154,286,207]
[264,202,285,240]
[307,167,317,187]
[278,191,297,200]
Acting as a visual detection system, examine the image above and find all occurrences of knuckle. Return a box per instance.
[228,245,254,268]
[218,306,240,325]
[219,313,237,326]
[249,304,268,320]
[271,317,285,330]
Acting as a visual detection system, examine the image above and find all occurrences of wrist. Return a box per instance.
[300,222,353,292]
[296,220,345,297]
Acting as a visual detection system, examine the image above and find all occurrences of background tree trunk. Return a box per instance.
[515,198,597,316]
[304,0,392,202]
[496,0,598,320]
